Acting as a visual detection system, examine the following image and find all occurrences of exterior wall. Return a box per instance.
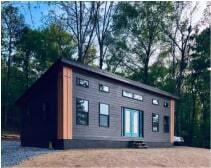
[72,68,172,143]
[20,72,58,148]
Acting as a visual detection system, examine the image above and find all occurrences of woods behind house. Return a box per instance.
[1,1,210,148]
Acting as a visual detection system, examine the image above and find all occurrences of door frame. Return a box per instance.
[122,107,144,138]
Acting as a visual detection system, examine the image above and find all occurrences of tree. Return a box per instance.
[1,3,25,127]
[113,2,173,84]
[162,2,199,135]
[15,24,76,82]
[51,1,100,64]
[95,2,115,69]
[189,28,210,147]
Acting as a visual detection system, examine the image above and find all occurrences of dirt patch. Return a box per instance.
[16,147,210,167]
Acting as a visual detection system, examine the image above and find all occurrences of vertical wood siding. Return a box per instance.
[57,66,73,139]
[170,100,175,143]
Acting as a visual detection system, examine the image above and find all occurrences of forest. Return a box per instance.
[1,1,210,148]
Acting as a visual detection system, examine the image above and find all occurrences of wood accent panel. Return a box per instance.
[170,100,175,143]
[57,66,72,139]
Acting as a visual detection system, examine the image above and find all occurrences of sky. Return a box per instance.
[13,2,52,28]
[12,1,208,29]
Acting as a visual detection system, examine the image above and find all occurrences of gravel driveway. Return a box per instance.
[2,141,210,167]
[17,146,210,167]
[1,140,53,167]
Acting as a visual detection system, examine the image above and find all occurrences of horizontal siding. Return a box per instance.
[72,68,171,142]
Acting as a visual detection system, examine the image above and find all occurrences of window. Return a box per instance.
[76,98,89,125]
[99,103,109,127]
[134,94,143,101]
[152,99,159,105]
[99,84,110,93]
[152,113,159,132]
[76,78,89,88]
[164,101,169,107]
[122,90,133,98]
[163,116,170,133]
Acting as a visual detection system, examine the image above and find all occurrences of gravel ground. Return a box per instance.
[2,140,210,167]
[1,140,53,167]
[17,146,210,168]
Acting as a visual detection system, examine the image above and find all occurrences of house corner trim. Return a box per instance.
[57,66,72,140]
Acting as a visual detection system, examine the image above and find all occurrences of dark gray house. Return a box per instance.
[16,58,178,149]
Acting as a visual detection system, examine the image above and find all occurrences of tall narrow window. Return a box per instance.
[163,116,170,133]
[76,78,89,88]
[76,98,89,125]
[99,103,109,127]
[152,113,159,132]
[99,84,110,93]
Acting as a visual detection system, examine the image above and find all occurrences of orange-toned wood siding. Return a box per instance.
[57,66,72,139]
[170,100,175,143]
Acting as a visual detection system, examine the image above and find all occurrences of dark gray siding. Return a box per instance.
[72,68,171,143]
[20,73,58,147]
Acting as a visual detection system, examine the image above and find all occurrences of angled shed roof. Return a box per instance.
[16,58,179,105]
[61,58,179,100]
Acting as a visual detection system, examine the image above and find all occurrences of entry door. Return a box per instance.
[124,108,140,137]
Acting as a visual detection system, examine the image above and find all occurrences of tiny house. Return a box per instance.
[16,59,178,149]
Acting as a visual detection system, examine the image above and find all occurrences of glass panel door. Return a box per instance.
[124,109,131,136]
[123,108,140,137]
[131,111,139,137]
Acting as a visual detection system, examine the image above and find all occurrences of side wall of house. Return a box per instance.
[72,68,173,144]
[21,71,58,148]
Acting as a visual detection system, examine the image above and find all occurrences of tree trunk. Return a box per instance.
[99,43,103,69]
[176,50,186,135]
[190,92,196,146]
[143,54,150,84]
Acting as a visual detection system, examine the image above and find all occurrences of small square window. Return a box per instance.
[134,94,143,101]
[122,90,133,98]
[164,101,169,107]
[99,84,110,93]
[152,99,159,105]
[76,78,89,88]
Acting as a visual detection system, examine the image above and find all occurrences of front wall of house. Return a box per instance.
[72,68,171,143]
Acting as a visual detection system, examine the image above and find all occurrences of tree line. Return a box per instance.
[1,1,210,148]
